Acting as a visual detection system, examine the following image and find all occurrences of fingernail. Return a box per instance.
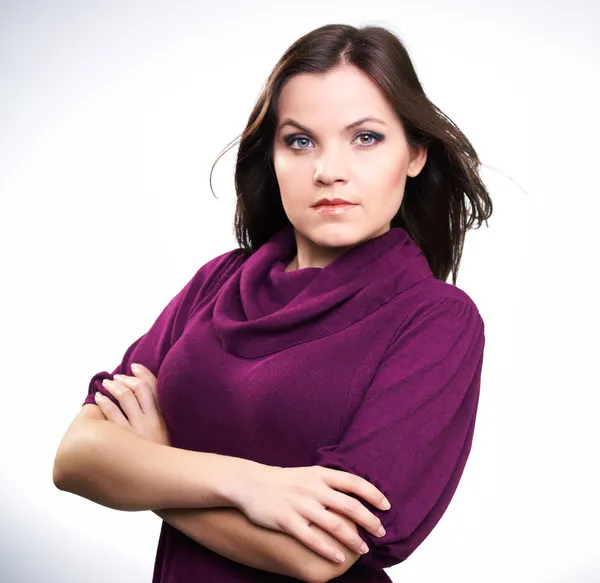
[381,498,391,510]
[94,392,105,400]
[378,526,386,537]
[335,553,345,563]
[131,363,141,373]
[360,543,369,554]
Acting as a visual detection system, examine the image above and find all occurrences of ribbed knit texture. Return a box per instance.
[84,223,486,582]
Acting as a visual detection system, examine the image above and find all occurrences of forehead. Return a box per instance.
[277,65,395,124]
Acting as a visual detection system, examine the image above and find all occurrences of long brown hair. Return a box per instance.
[210,23,493,285]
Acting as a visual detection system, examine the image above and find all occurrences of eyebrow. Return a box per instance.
[277,116,387,134]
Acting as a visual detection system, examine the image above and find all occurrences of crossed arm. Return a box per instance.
[154,506,360,582]
[53,405,361,583]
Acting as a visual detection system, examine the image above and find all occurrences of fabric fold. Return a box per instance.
[212,223,432,358]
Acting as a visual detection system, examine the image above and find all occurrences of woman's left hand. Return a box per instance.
[94,363,171,447]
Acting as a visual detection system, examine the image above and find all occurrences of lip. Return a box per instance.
[313,198,355,207]
[314,203,357,215]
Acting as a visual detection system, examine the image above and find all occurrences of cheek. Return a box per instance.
[358,157,407,213]
[359,154,406,188]
[273,150,295,186]
[384,160,408,191]
[376,150,408,191]
[273,151,312,202]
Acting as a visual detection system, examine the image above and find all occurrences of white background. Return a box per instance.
[1,1,598,581]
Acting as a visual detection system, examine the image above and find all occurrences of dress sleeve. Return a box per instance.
[314,297,485,570]
[82,250,243,413]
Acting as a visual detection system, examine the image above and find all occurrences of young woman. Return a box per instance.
[53,23,492,583]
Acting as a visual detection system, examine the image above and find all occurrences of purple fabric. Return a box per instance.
[83,223,485,582]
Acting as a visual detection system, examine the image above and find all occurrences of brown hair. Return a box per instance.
[210,23,493,285]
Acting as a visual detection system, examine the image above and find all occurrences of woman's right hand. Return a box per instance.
[231,461,391,564]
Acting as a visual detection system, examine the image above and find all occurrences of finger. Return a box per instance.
[130,363,158,398]
[130,364,163,413]
[101,379,144,425]
[303,503,369,556]
[113,375,158,417]
[279,515,348,565]
[319,466,391,511]
[323,491,386,540]
[94,392,130,428]
[92,400,109,420]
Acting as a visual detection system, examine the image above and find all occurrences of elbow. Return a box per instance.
[301,567,341,583]
[295,566,323,583]
[52,425,94,492]
[53,449,80,492]
[53,444,79,492]
[52,458,67,490]
[301,556,358,583]
[302,569,328,583]
[52,423,134,512]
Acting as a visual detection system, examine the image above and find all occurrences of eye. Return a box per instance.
[355,131,384,146]
[283,131,384,151]
[284,135,314,150]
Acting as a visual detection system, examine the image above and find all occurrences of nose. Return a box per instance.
[314,148,349,185]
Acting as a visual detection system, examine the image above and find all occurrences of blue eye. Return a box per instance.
[289,136,313,149]
[284,131,384,150]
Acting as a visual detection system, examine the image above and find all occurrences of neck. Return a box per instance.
[285,256,298,272]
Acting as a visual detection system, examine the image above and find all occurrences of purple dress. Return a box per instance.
[83,223,486,582]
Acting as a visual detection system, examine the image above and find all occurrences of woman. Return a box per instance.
[53,23,492,583]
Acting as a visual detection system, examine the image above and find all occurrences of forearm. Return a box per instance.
[54,419,245,512]
[154,507,307,579]
[153,507,360,583]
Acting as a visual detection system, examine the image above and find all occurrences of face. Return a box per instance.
[272,64,427,270]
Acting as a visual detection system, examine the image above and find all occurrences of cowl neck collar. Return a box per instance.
[212,223,432,358]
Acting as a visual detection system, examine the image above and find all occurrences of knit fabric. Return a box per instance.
[84,223,486,582]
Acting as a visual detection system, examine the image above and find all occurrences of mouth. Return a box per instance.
[313,203,358,215]
[312,198,355,208]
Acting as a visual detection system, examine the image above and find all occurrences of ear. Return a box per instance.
[407,145,427,178]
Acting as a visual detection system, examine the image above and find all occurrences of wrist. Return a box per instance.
[216,456,263,509]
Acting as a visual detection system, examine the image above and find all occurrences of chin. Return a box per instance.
[304,223,370,248]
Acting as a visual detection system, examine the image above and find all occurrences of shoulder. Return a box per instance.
[406,277,483,320]
[194,247,247,285]
[179,247,247,311]
[185,246,247,293]
[385,278,485,350]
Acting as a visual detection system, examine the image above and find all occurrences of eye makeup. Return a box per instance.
[283,131,385,150]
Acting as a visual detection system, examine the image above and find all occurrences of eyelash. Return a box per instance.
[283,131,385,151]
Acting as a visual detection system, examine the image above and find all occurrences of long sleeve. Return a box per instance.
[314,297,486,571]
[82,249,244,412]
